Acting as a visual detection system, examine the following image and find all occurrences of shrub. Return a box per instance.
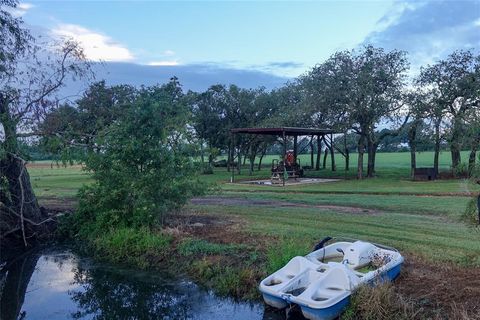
[462,197,479,226]
[75,80,207,235]
[93,227,172,268]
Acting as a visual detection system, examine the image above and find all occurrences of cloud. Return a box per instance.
[7,2,34,17]
[18,3,34,11]
[51,24,134,62]
[163,50,175,56]
[266,61,304,69]
[148,60,179,66]
[365,0,480,73]
[59,62,289,99]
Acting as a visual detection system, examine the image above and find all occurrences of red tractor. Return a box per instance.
[271,150,304,183]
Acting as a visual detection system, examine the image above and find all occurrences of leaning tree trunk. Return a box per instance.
[323,147,328,169]
[1,154,48,248]
[258,147,267,171]
[0,251,40,320]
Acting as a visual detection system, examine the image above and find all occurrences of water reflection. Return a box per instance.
[0,248,287,320]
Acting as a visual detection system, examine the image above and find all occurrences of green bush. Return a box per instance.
[93,227,172,268]
[74,80,207,235]
[462,197,479,226]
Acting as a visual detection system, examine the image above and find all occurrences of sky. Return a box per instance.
[12,0,480,92]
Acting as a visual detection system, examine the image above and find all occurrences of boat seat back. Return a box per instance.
[343,241,375,269]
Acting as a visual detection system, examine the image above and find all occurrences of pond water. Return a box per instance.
[0,247,291,320]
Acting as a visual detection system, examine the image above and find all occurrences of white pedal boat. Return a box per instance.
[259,238,404,320]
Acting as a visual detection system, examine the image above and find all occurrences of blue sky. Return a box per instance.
[14,0,480,91]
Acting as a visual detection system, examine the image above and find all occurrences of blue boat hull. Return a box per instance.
[300,295,351,320]
[262,262,403,320]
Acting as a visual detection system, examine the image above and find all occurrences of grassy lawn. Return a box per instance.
[191,204,480,266]
[27,152,480,317]
[27,152,479,268]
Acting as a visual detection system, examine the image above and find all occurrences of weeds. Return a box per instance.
[177,238,246,256]
[342,283,419,320]
[266,238,310,274]
[94,227,171,268]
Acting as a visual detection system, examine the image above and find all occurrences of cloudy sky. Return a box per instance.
[15,0,480,91]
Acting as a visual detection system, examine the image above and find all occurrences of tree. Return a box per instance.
[417,50,480,172]
[39,81,136,159]
[304,46,409,178]
[0,1,90,247]
[74,79,205,234]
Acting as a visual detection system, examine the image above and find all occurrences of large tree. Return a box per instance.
[417,50,480,172]
[0,0,90,247]
[303,46,409,178]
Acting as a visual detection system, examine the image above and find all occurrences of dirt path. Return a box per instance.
[224,189,476,197]
[191,196,380,214]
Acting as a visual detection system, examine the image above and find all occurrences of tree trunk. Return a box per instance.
[237,150,241,174]
[329,142,336,172]
[0,101,48,247]
[0,252,40,320]
[366,135,375,178]
[468,132,480,175]
[433,119,441,175]
[450,119,462,171]
[323,148,328,169]
[310,137,314,168]
[258,148,266,171]
[357,134,366,179]
[344,134,349,171]
[0,155,47,247]
[227,146,231,172]
[249,156,255,175]
[408,121,418,180]
[200,140,205,165]
[345,149,350,171]
[316,137,322,170]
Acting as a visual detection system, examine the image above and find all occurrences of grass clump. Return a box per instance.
[190,258,259,299]
[462,197,479,226]
[266,239,310,274]
[177,238,245,256]
[342,283,419,320]
[93,227,172,268]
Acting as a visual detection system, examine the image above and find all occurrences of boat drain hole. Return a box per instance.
[326,287,342,291]
[285,287,306,296]
[312,296,329,301]
[265,278,282,286]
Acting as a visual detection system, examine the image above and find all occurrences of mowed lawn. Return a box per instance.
[28,151,480,267]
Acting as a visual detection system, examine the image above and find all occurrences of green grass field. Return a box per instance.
[28,151,479,267]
